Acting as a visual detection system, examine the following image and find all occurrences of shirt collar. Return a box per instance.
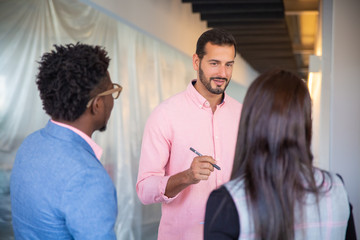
[187,79,227,109]
[50,119,103,160]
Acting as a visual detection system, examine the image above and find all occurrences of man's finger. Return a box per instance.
[195,156,217,166]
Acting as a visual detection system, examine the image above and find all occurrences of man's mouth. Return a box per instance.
[211,78,227,85]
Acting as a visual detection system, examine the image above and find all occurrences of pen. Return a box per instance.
[189,147,221,170]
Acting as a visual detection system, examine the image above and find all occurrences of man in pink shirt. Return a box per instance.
[136,29,242,239]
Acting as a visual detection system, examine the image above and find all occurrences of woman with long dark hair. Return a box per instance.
[204,69,354,239]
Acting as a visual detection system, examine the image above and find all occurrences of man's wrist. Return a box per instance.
[184,168,196,185]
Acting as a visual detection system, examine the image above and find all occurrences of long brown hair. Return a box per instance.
[231,69,327,239]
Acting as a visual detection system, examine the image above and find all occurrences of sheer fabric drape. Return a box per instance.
[0,0,195,239]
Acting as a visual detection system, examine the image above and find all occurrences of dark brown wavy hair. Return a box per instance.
[196,28,237,59]
[231,69,329,239]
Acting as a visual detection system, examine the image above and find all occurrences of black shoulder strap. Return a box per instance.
[336,173,357,240]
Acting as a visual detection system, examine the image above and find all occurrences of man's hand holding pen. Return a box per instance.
[164,148,221,198]
[186,155,217,184]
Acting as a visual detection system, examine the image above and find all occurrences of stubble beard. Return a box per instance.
[99,125,107,132]
[198,63,230,95]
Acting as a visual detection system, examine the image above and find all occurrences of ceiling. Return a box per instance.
[182,0,319,80]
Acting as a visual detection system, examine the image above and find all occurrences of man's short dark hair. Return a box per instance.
[36,43,110,121]
[196,28,237,59]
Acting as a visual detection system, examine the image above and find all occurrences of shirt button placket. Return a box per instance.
[213,113,222,187]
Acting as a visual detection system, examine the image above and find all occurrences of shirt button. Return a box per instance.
[205,102,209,107]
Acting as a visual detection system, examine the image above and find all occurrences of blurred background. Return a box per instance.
[0,0,359,239]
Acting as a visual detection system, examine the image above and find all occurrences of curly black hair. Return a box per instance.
[36,43,110,121]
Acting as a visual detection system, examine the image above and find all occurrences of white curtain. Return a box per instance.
[0,0,196,239]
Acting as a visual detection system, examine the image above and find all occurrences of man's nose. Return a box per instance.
[218,65,227,78]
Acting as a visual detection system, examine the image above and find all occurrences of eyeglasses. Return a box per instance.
[86,83,122,108]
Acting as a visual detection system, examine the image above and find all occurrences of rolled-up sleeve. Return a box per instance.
[136,106,178,205]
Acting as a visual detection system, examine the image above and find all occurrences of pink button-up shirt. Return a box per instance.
[136,80,242,240]
[51,120,103,160]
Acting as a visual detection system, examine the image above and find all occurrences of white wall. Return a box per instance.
[81,0,258,88]
[299,0,359,234]
[316,0,360,237]
[330,0,360,237]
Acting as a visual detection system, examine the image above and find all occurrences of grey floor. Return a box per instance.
[0,170,14,240]
[0,194,14,240]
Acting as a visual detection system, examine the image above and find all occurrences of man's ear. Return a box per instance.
[90,96,103,115]
[192,54,200,71]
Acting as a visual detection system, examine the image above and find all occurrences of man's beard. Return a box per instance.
[99,116,108,132]
[99,125,107,132]
[199,63,229,95]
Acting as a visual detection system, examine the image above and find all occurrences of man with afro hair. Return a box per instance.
[10,43,122,239]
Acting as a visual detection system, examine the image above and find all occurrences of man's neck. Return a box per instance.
[194,81,224,112]
[52,117,94,138]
